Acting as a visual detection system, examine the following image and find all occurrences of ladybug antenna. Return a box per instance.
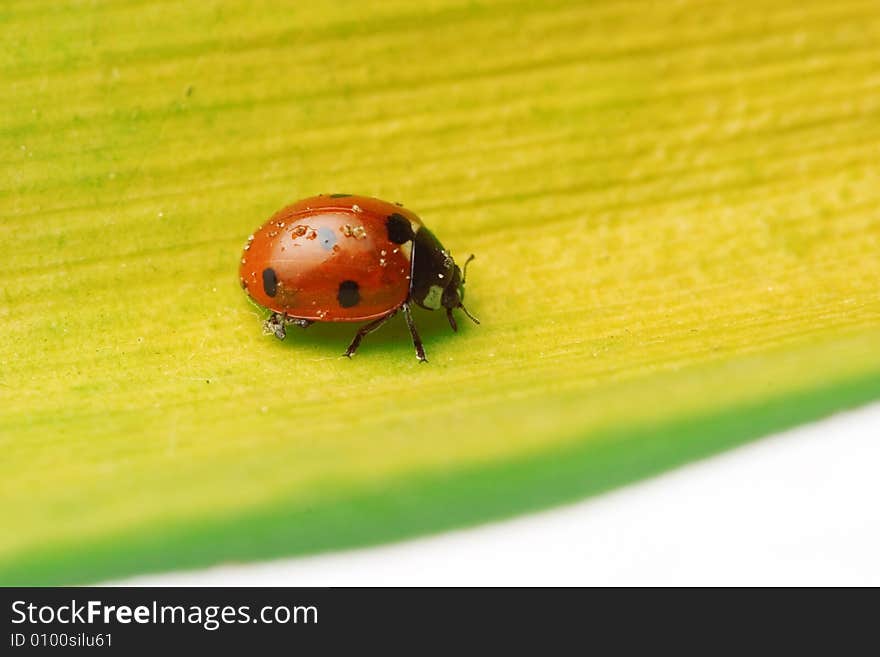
[462,254,476,285]
[458,303,480,325]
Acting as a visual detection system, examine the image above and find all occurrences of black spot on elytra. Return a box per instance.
[337,280,361,308]
[262,268,278,297]
[386,213,414,244]
[329,193,352,198]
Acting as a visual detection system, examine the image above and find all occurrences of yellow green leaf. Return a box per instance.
[2,0,879,584]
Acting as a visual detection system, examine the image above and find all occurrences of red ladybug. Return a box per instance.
[239,194,478,361]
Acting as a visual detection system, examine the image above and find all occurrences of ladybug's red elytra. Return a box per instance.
[239,194,478,361]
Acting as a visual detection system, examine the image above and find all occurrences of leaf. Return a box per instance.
[2,0,879,584]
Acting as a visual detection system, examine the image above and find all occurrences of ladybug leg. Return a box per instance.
[344,309,399,358]
[402,303,427,363]
[262,312,287,340]
[446,308,458,332]
[289,318,314,329]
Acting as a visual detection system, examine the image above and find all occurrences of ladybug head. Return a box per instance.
[440,255,479,332]
[410,227,478,332]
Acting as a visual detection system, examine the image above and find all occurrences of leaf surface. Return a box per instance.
[2,0,880,583]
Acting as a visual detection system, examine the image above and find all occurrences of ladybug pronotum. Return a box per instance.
[239,194,478,361]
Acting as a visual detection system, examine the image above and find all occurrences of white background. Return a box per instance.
[116,402,880,586]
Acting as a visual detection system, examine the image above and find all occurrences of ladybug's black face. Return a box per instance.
[409,225,478,332]
[441,264,465,309]
[410,227,459,311]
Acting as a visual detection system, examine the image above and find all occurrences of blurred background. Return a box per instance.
[122,401,880,585]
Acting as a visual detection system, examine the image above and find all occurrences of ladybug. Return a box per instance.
[239,194,478,361]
